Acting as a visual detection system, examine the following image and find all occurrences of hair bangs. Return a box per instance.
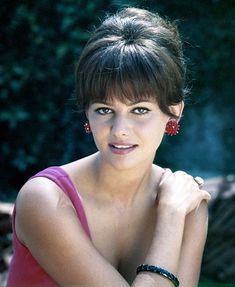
[76,8,186,118]
[85,44,162,107]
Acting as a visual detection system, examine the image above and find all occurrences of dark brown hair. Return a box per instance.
[75,7,187,117]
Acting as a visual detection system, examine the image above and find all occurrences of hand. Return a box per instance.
[157,169,211,215]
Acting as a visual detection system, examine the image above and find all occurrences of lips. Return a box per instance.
[111,144,135,149]
[109,143,138,154]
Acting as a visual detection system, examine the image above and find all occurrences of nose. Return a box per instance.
[111,115,130,138]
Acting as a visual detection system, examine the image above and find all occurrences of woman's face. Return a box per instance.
[87,98,179,170]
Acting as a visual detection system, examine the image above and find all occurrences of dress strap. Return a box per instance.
[31,166,92,240]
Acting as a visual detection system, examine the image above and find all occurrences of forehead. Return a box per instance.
[92,98,157,106]
[89,80,159,105]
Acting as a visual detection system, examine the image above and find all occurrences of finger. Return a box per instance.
[174,171,195,183]
[201,189,211,202]
[174,170,188,176]
[193,176,204,189]
[195,191,211,212]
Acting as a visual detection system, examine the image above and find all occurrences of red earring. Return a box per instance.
[165,119,180,136]
[84,121,92,134]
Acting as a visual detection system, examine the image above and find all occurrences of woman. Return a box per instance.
[7,7,210,287]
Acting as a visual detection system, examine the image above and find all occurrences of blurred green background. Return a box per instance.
[0,0,234,285]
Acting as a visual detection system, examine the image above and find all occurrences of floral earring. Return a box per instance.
[84,121,92,134]
[165,119,180,136]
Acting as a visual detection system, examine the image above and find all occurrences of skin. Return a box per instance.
[15,98,211,287]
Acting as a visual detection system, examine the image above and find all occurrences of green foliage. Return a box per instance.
[0,0,108,195]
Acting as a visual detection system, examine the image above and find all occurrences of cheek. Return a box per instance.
[90,122,109,147]
[140,116,167,133]
[140,117,167,146]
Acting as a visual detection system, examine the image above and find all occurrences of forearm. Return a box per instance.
[132,204,186,287]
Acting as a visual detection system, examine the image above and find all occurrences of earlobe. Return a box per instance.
[165,102,184,136]
[84,110,92,134]
[84,121,92,134]
[165,119,180,136]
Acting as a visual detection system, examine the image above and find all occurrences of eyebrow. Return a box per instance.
[93,100,153,106]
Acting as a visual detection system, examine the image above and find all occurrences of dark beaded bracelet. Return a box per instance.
[136,264,179,287]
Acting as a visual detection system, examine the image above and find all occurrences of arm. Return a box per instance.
[16,178,129,287]
[16,171,210,287]
[177,200,209,287]
[132,205,186,287]
[132,170,210,287]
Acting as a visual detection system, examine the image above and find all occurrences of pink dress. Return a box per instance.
[6,166,92,287]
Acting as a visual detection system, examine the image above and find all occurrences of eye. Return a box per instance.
[95,107,113,115]
[132,107,150,115]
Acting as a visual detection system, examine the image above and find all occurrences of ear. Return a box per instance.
[169,101,184,120]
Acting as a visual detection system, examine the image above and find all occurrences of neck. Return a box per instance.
[91,152,156,206]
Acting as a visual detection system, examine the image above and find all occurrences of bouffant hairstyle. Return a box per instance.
[75,7,187,118]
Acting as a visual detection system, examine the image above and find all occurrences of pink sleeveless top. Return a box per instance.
[6,166,92,287]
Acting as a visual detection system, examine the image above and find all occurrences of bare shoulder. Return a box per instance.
[14,176,94,285]
[17,176,64,206]
[14,174,127,286]
[15,176,76,244]
[16,176,72,215]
